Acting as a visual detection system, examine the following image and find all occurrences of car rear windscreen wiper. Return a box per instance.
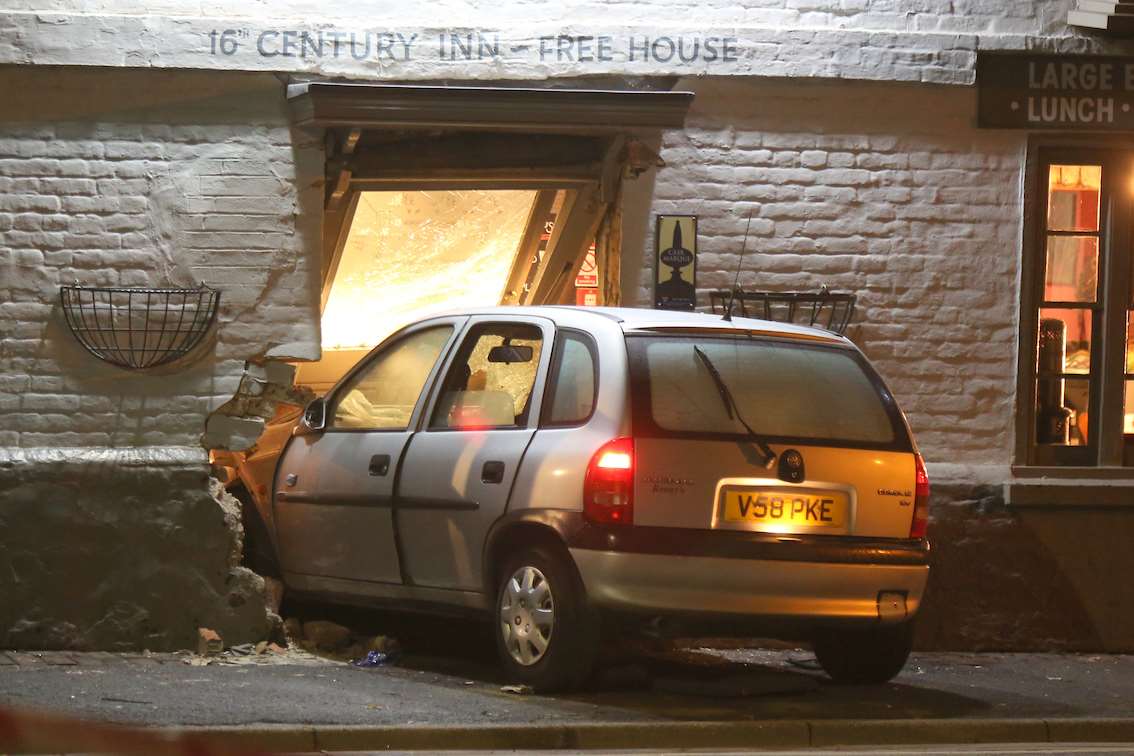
[693,346,777,469]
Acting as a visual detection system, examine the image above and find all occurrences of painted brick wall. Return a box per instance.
[642,78,1025,480]
[0,0,1075,36]
[0,68,322,451]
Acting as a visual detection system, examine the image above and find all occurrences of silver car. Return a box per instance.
[271,307,931,690]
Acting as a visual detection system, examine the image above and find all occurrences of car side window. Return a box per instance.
[329,325,453,430]
[430,322,544,430]
[542,331,598,426]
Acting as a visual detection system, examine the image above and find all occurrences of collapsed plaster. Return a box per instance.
[203,360,314,452]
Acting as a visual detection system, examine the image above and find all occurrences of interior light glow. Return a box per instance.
[321,189,537,350]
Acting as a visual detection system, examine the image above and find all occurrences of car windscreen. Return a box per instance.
[626,334,908,449]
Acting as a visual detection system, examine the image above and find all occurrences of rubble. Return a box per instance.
[196,628,222,656]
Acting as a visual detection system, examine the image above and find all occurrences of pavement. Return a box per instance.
[1,612,1133,752]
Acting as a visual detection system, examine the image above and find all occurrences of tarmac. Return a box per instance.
[1,633,1133,753]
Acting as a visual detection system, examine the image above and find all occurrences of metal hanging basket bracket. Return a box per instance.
[59,284,221,370]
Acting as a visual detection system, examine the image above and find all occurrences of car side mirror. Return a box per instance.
[298,398,326,434]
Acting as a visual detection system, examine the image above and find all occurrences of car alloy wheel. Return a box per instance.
[498,564,555,666]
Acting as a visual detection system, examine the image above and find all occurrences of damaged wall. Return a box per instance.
[0,67,323,650]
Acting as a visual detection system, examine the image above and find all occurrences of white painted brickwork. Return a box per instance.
[0,69,322,450]
[0,1,1120,86]
[643,79,1024,473]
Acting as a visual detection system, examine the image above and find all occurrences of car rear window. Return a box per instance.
[626,335,904,448]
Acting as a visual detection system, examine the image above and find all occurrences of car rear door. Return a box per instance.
[625,331,918,539]
[272,318,464,586]
[396,316,553,592]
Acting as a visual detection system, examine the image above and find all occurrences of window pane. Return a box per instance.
[1035,377,1090,445]
[321,190,537,349]
[1038,309,1092,375]
[431,323,544,430]
[1126,380,1134,436]
[1127,311,1134,374]
[545,334,596,425]
[331,326,452,430]
[1047,165,1101,232]
[629,337,896,445]
[1044,236,1099,302]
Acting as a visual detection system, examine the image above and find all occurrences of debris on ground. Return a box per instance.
[352,650,400,668]
[180,644,329,667]
[500,684,533,695]
[196,628,223,656]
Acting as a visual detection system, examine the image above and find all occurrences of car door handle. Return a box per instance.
[481,460,505,484]
[369,454,391,477]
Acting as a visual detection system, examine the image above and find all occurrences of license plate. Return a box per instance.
[720,488,849,531]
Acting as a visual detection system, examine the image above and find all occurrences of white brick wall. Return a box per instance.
[642,78,1025,474]
[0,68,322,450]
[0,0,1076,36]
[0,1,1115,86]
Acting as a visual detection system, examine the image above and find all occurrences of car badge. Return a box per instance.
[778,449,805,483]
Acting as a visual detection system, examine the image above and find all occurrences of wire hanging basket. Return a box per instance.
[708,287,856,335]
[59,285,221,370]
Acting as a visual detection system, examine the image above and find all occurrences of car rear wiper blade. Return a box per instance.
[693,346,777,469]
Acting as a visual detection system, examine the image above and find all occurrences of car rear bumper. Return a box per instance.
[567,526,930,625]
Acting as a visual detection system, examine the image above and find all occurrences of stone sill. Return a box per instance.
[1007,470,1134,508]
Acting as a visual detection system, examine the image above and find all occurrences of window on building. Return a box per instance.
[1023,152,1134,467]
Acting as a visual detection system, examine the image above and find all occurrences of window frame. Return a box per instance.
[1016,141,1134,469]
[418,315,556,434]
[322,316,466,434]
[539,328,600,429]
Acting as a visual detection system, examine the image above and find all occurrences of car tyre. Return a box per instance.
[813,621,914,684]
[493,545,598,692]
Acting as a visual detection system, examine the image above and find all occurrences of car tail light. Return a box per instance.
[583,437,634,525]
[910,453,930,539]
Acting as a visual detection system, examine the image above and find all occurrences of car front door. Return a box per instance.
[273,318,464,588]
[396,316,553,592]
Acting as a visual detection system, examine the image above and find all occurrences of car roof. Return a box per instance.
[424,306,850,345]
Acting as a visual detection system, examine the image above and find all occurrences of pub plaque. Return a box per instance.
[978,52,1134,131]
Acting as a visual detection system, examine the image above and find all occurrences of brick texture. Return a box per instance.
[0,68,322,450]
[642,78,1024,473]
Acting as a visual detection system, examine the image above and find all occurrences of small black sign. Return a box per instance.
[654,215,697,311]
[978,52,1134,131]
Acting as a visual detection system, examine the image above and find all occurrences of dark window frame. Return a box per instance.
[1015,140,1134,469]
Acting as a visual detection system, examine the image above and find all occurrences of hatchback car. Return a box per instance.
[268,306,930,690]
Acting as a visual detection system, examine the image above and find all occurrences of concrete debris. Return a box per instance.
[197,628,222,656]
[181,644,329,667]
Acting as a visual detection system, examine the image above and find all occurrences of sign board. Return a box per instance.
[575,244,598,288]
[654,215,697,311]
[978,52,1134,131]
